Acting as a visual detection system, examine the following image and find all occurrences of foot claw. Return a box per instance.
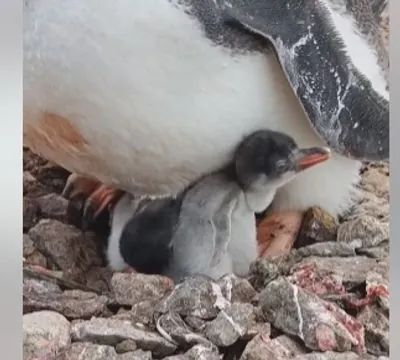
[84,184,124,221]
[62,173,124,224]
[62,173,101,200]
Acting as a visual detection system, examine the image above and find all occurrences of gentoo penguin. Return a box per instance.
[23,0,389,243]
[107,130,331,281]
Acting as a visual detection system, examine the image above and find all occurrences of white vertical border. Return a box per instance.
[0,0,22,357]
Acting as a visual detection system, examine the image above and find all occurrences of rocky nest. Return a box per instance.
[23,148,389,360]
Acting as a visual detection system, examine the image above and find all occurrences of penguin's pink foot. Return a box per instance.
[257,211,304,258]
[62,173,124,221]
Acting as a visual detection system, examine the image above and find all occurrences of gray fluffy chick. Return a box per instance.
[107,130,330,282]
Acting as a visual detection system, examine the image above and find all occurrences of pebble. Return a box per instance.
[337,216,388,248]
[356,243,388,259]
[23,234,36,257]
[61,343,151,360]
[248,258,281,291]
[24,282,110,319]
[366,263,389,312]
[115,339,138,353]
[292,352,377,360]
[217,274,258,303]
[23,311,71,360]
[23,197,39,231]
[156,311,211,348]
[28,219,101,271]
[272,335,308,356]
[297,206,338,247]
[357,305,389,356]
[119,349,153,360]
[243,322,271,341]
[35,193,70,221]
[294,256,378,288]
[71,317,177,357]
[183,316,207,332]
[164,344,220,360]
[260,277,365,353]
[297,242,357,257]
[158,276,229,319]
[204,303,256,347]
[110,273,174,307]
[24,250,48,268]
[131,299,160,328]
[58,342,118,360]
[240,333,291,360]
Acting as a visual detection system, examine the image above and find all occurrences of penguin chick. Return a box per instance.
[106,193,182,274]
[107,130,331,282]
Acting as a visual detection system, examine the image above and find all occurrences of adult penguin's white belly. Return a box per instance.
[23,0,361,216]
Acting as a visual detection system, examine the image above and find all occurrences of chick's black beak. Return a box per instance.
[295,147,331,170]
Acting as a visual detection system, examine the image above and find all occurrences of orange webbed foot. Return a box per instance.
[62,173,124,223]
[256,211,304,258]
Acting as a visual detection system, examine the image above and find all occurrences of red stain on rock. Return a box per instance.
[323,302,366,353]
[290,263,346,296]
[315,323,337,351]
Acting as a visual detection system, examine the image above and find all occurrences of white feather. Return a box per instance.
[24,0,361,216]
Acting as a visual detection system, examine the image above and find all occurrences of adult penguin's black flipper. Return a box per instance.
[222,0,389,161]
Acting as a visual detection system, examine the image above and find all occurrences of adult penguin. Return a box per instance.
[23,0,389,252]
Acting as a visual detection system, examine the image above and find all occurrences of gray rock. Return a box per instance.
[260,277,365,353]
[158,277,229,319]
[28,219,101,271]
[292,352,376,360]
[113,308,132,321]
[111,273,173,307]
[356,243,389,259]
[217,275,258,304]
[288,263,345,297]
[115,339,137,353]
[23,310,71,360]
[366,262,389,313]
[131,299,159,328]
[85,266,114,293]
[272,335,308,356]
[297,242,357,257]
[35,193,70,221]
[23,171,47,198]
[243,322,271,341]
[23,197,39,231]
[23,277,62,296]
[23,234,36,257]
[294,256,378,288]
[24,278,109,319]
[240,333,291,360]
[249,253,303,291]
[184,316,207,332]
[164,344,221,360]
[248,258,280,290]
[204,303,256,346]
[337,216,388,248]
[58,342,118,360]
[71,318,176,357]
[297,206,338,247]
[24,250,48,268]
[118,349,153,360]
[357,305,389,356]
[156,312,211,347]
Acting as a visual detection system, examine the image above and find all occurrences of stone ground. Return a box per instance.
[23,146,389,360]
